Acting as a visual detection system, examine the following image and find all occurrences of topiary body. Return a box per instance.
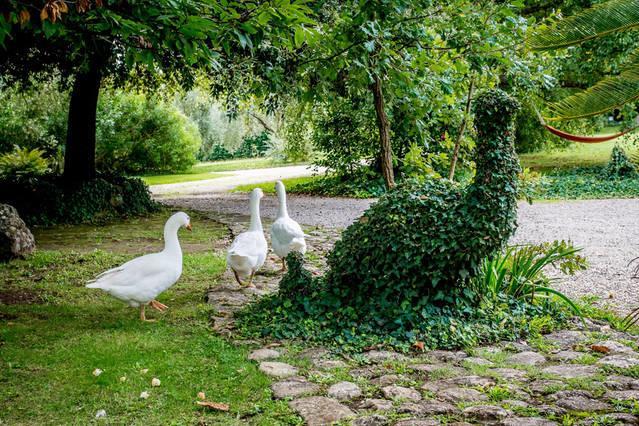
[322,90,521,325]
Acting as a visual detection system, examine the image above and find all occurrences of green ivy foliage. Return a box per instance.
[239,90,529,349]
[0,175,158,226]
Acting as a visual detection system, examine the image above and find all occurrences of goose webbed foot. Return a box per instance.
[150,300,168,312]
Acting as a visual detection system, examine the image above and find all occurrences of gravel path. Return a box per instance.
[163,194,639,313]
[150,165,325,197]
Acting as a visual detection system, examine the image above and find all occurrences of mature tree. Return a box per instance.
[288,0,533,188]
[0,0,313,181]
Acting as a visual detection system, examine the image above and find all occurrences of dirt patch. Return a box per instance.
[0,287,44,305]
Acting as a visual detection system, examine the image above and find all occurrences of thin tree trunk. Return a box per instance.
[64,59,103,182]
[371,74,395,189]
[448,77,475,181]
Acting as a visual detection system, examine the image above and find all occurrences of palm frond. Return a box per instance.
[546,63,639,121]
[528,0,639,51]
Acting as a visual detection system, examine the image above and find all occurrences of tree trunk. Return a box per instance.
[371,74,395,189]
[448,77,475,181]
[63,60,103,182]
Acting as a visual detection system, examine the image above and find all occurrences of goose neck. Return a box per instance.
[249,195,263,231]
[276,189,288,218]
[163,220,182,256]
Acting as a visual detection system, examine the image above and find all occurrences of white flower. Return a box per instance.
[92,369,103,377]
[151,378,161,387]
[119,376,127,382]
[95,409,107,419]
[140,368,149,374]
[140,391,150,399]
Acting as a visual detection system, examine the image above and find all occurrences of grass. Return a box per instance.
[520,140,620,172]
[232,176,318,194]
[0,211,301,425]
[141,158,306,186]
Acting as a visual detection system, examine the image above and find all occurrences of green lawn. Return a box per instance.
[142,158,306,186]
[0,211,300,425]
[519,140,619,172]
[233,176,318,194]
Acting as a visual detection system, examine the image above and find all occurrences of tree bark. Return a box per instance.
[63,59,103,182]
[448,77,475,181]
[371,74,395,189]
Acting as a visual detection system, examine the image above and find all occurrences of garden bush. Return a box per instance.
[0,146,49,179]
[0,174,158,226]
[604,145,638,179]
[96,90,201,174]
[233,132,271,158]
[238,90,535,350]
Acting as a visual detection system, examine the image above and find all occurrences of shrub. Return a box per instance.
[233,132,271,158]
[0,146,49,179]
[604,145,638,179]
[96,90,201,174]
[471,240,587,313]
[533,167,639,199]
[206,144,234,161]
[0,175,158,226]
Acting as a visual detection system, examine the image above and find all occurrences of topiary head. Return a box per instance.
[473,89,520,138]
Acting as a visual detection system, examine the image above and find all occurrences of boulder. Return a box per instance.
[0,204,35,261]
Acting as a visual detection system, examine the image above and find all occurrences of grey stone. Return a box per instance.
[350,367,381,379]
[463,356,494,366]
[551,391,611,411]
[462,404,509,421]
[409,363,464,377]
[596,413,639,425]
[607,390,639,401]
[438,387,488,403]
[381,385,421,402]
[258,361,298,378]
[417,400,458,415]
[371,374,407,386]
[541,364,597,379]
[544,330,587,349]
[427,350,468,362]
[0,204,35,261]
[448,375,495,387]
[395,420,440,426]
[299,347,330,360]
[598,354,639,368]
[551,350,583,362]
[312,358,347,369]
[604,375,639,390]
[351,415,389,426]
[492,368,529,381]
[288,396,354,426]
[358,398,393,411]
[536,404,567,417]
[271,377,320,399]
[421,380,452,393]
[506,351,546,366]
[501,399,530,409]
[593,340,635,354]
[327,381,362,401]
[529,379,565,394]
[363,350,407,363]
[248,348,280,361]
[501,418,558,426]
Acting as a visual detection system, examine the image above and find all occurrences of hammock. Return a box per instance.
[535,108,639,143]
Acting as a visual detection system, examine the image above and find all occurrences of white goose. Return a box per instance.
[227,188,268,286]
[271,180,306,271]
[86,212,191,321]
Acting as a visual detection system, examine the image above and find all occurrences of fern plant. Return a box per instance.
[528,0,639,120]
[471,240,588,313]
[0,146,49,180]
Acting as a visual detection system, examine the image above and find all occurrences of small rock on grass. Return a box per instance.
[506,351,546,366]
[259,361,298,378]
[438,387,487,403]
[95,409,107,419]
[541,364,597,379]
[351,415,389,426]
[395,420,440,426]
[288,396,354,426]
[327,381,362,401]
[358,398,393,411]
[381,385,422,402]
[462,405,509,421]
[597,354,639,368]
[463,357,494,366]
[271,377,320,399]
[248,348,280,361]
[501,417,558,426]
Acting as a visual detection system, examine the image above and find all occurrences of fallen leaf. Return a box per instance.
[93,368,103,377]
[197,401,229,411]
[140,391,150,399]
[119,376,127,382]
[591,345,610,354]
[412,341,425,352]
[151,378,161,387]
[140,368,149,374]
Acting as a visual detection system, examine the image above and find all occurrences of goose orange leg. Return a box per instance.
[150,300,168,312]
[139,305,156,322]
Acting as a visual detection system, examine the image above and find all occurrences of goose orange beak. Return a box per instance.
[186,223,192,231]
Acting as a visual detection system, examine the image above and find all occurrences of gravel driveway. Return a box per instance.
[164,194,639,313]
